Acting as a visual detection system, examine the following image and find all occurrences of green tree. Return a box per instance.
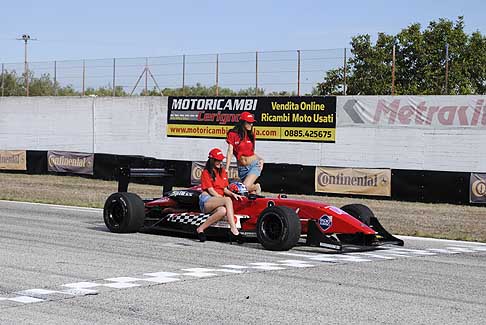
[0,70,25,96]
[159,83,265,96]
[29,73,56,96]
[85,85,127,97]
[315,16,486,95]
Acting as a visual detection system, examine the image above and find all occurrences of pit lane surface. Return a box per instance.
[1,200,485,324]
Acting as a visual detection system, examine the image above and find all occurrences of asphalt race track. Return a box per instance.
[1,200,485,324]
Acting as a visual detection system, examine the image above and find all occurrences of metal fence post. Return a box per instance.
[182,54,186,95]
[112,58,116,97]
[53,61,57,96]
[82,60,86,96]
[215,54,219,96]
[343,48,347,96]
[297,50,301,96]
[391,44,396,96]
[1,63,4,97]
[255,51,258,95]
[445,43,449,95]
[145,57,149,96]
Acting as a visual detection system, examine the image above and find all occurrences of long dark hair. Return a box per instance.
[205,158,223,181]
[227,120,255,144]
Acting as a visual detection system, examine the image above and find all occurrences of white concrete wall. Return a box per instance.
[0,96,485,173]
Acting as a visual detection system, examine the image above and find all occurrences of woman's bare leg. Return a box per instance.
[243,173,260,194]
[221,197,239,235]
[196,206,226,233]
[196,197,239,235]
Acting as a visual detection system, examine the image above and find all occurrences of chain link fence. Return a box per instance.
[0,48,347,96]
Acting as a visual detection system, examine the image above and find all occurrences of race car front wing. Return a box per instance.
[305,218,404,252]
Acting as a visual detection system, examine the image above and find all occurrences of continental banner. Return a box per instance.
[47,151,94,175]
[167,96,336,142]
[315,167,391,197]
[191,161,239,185]
[470,173,486,204]
[0,150,27,171]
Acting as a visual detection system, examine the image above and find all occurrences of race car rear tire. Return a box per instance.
[337,204,373,244]
[256,206,301,251]
[103,192,145,233]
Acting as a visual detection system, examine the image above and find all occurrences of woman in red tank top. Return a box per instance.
[196,148,244,242]
[225,112,264,194]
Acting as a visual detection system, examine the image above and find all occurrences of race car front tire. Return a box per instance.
[340,203,373,225]
[103,192,145,233]
[337,203,374,244]
[256,206,301,251]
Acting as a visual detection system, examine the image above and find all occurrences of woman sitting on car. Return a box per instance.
[196,148,244,242]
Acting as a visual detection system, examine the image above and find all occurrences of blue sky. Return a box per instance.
[0,0,484,63]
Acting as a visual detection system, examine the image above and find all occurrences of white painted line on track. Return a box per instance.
[143,271,180,277]
[61,288,98,296]
[278,260,315,268]
[249,262,287,270]
[105,277,144,283]
[140,272,182,283]
[62,282,100,289]
[181,268,219,277]
[220,265,250,269]
[8,296,45,304]
[103,283,141,289]
[397,235,486,246]
[2,245,485,307]
[17,289,62,296]
[0,200,102,212]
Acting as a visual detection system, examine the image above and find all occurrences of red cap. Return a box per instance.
[239,111,256,123]
[208,148,225,161]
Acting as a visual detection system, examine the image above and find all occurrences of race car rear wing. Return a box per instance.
[116,167,176,193]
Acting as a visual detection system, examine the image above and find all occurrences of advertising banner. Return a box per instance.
[470,173,486,204]
[167,96,336,142]
[47,151,94,175]
[0,150,27,171]
[315,167,391,196]
[339,96,486,128]
[191,161,239,185]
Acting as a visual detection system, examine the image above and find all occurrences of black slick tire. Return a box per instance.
[103,192,145,233]
[337,203,374,244]
[256,206,301,251]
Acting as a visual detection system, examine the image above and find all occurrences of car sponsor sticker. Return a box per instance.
[319,215,333,231]
[170,190,196,197]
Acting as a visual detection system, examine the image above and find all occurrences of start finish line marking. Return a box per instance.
[1,244,485,306]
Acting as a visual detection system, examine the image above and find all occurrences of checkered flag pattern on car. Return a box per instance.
[167,213,209,226]
[166,213,250,228]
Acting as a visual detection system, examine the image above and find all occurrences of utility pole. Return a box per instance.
[16,34,37,96]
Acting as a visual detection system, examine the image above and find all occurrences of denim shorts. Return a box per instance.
[238,159,261,181]
[199,194,211,212]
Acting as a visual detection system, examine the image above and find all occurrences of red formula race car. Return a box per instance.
[103,168,403,252]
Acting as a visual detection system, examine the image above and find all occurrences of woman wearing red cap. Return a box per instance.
[196,148,243,242]
[225,111,263,194]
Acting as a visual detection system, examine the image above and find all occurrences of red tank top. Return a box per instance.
[201,168,228,196]
[226,131,255,160]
